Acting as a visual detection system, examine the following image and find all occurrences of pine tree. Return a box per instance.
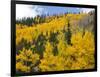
[65,19,72,45]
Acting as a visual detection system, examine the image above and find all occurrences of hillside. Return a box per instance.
[16,13,95,73]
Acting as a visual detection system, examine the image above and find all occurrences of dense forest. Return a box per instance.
[16,11,95,73]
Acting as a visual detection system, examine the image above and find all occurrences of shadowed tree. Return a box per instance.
[35,33,46,59]
[65,19,72,45]
[49,31,59,56]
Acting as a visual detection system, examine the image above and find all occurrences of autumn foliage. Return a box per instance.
[16,13,95,73]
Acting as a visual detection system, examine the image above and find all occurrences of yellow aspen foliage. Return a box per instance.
[70,31,95,69]
[16,13,95,72]
[16,48,39,72]
[16,62,30,72]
